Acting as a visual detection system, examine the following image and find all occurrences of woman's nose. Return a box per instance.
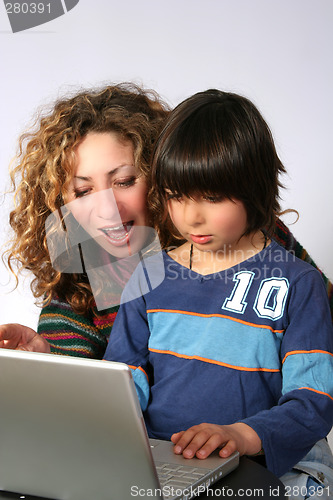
[93,188,123,222]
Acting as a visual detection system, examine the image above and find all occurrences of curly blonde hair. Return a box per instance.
[5,83,170,314]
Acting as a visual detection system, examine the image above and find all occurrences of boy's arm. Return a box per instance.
[171,269,333,477]
[104,292,151,410]
[242,269,333,476]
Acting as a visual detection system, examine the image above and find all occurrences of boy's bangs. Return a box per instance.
[156,104,242,200]
[159,149,237,201]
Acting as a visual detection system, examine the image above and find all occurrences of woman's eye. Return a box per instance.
[74,189,90,198]
[114,176,137,188]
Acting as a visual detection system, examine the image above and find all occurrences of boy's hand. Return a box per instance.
[171,422,261,459]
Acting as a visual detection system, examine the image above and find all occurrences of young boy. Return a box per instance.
[104,89,333,495]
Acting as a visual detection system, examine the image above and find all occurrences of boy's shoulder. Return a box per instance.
[267,239,322,280]
[119,250,166,304]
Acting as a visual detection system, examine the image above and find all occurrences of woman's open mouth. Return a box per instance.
[99,221,134,247]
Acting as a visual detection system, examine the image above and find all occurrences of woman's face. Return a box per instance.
[66,132,149,258]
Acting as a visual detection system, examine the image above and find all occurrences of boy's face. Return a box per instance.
[166,193,248,253]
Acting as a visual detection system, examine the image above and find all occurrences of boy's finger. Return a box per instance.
[170,431,184,443]
[180,431,221,459]
[195,434,227,459]
[173,428,198,454]
[219,439,237,458]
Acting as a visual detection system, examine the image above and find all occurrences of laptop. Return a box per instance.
[0,349,239,500]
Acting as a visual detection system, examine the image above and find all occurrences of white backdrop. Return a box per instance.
[0,0,332,326]
[0,0,332,451]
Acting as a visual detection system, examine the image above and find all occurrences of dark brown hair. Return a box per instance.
[149,89,286,248]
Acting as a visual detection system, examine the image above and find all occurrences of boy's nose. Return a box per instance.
[183,199,204,226]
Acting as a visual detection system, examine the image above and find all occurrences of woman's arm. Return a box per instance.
[0,323,51,352]
[37,295,119,359]
[0,296,118,358]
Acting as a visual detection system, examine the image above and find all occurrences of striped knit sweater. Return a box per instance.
[37,219,333,358]
[38,298,119,359]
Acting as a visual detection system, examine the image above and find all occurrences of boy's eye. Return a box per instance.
[165,191,182,202]
[203,195,224,203]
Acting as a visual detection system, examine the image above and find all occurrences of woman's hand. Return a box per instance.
[0,323,51,353]
[171,422,262,459]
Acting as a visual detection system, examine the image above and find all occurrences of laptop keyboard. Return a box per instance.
[155,461,213,499]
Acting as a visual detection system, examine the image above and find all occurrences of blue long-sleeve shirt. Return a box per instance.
[104,241,333,477]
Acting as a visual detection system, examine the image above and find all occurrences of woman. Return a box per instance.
[0,84,332,358]
[0,83,170,357]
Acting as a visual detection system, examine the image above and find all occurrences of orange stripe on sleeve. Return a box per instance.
[282,350,333,364]
[148,347,280,373]
[298,387,333,401]
[128,365,149,381]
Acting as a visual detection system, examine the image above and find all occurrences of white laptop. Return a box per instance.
[0,349,239,500]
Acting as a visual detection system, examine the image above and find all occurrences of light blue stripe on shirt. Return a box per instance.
[282,351,333,397]
[148,310,284,371]
[130,367,150,410]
